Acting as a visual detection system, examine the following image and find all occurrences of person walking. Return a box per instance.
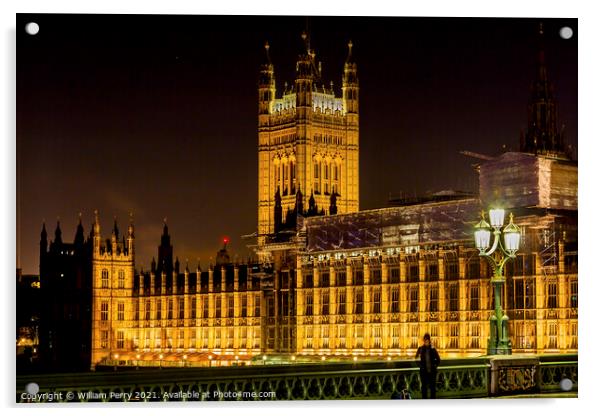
[415,333,440,399]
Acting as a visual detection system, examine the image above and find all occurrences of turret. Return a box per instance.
[127,213,134,257]
[39,222,47,264]
[54,220,63,245]
[74,213,84,247]
[308,190,317,215]
[329,188,338,215]
[258,41,276,117]
[521,24,565,156]
[111,217,119,255]
[92,210,101,255]
[295,188,304,215]
[342,40,359,115]
[158,218,173,275]
[295,32,319,111]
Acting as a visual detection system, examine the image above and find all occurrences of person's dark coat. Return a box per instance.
[415,345,441,373]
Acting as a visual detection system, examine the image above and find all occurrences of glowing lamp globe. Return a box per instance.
[503,214,521,253]
[489,208,505,229]
[474,216,491,251]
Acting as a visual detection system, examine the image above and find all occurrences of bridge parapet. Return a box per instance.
[16,355,576,402]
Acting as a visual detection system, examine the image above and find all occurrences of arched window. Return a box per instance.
[101,269,109,288]
[118,270,125,289]
[323,161,329,194]
[314,162,320,194]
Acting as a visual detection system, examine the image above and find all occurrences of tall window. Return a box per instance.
[336,271,346,286]
[305,294,314,316]
[254,295,261,317]
[305,328,313,348]
[390,287,400,313]
[525,278,535,309]
[448,283,458,311]
[100,301,109,321]
[372,326,382,348]
[314,162,320,194]
[407,263,419,282]
[427,263,439,281]
[353,269,363,285]
[428,286,438,312]
[391,326,400,348]
[409,285,418,312]
[321,272,329,287]
[321,326,329,348]
[389,267,400,284]
[468,258,480,279]
[118,270,125,289]
[283,161,288,194]
[116,331,124,349]
[191,297,197,319]
[514,279,525,309]
[190,330,197,348]
[101,330,109,349]
[179,329,185,348]
[117,302,124,321]
[203,297,209,318]
[547,282,558,308]
[228,296,234,317]
[570,278,578,308]
[156,299,162,320]
[168,299,173,319]
[354,289,363,314]
[470,285,480,310]
[448,324,459,349]
[241,296,247,317]
[370,269,382,284]
[145,300,151,320]
[304,274,313,288]
[321,292,329,315]
[355,325,363,348]
[322,162,329,194]
[470,324,480,349]
[101,269,109,288]
[547,323,558,349]
[338,290,346,314]
[372,288,381,313]
[337,325,346,348]
[215,297,221,318]
[446,261,459,280]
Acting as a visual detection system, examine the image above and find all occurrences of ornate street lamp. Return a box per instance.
[474,208,521,355]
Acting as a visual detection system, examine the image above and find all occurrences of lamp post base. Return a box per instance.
[487,344,512,356]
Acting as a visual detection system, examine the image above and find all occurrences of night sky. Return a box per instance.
[16,15,577,274]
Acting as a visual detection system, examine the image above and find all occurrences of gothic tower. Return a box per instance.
[520,24,566,156]
[257,33,359,242]
[90,211,135,368]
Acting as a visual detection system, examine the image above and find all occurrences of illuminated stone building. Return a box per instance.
[42,30,576,370]
[254,29,577,358]
[257,34,359,245]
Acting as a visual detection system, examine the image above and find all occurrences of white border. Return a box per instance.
[3,1,601,415]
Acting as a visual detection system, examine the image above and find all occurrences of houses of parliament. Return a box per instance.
[35,31,577,371]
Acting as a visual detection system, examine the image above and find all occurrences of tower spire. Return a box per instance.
[74,213,84,246]
[520,22,565,156]
[329,187,338,215]
[54,219,62,245]
[40,222,48,254]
